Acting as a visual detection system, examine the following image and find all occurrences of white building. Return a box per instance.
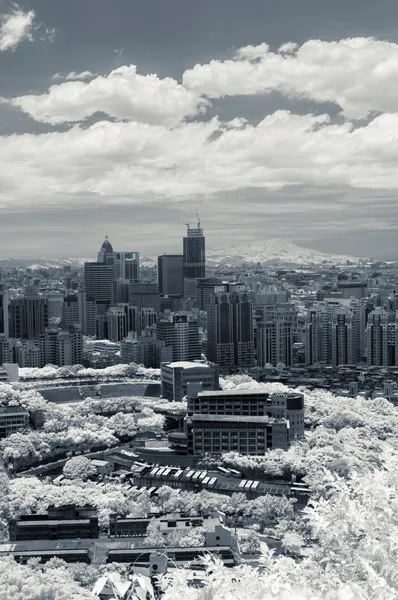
[160,360,219,402]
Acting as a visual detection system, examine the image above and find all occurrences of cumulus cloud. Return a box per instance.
[3,111,398,210]
[0,6,35,51]
[183,37,398,119]
[6,65,209,126]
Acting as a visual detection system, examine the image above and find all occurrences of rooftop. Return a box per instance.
[191,414,274,423]
[166,361,211,370]
[197,389,269,397]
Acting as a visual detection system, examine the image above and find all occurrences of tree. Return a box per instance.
[63,456,96,481]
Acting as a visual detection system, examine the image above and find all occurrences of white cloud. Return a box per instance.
[183,37,398,119]
[6,65,209,126]
[0,6,35,52]
[2,111,398,211]
[65,71,98,81]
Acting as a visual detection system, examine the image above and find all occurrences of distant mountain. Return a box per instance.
[206,238,361,266]
[0,257,91,270]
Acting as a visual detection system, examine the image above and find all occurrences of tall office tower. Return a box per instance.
[97,235,114,263]
[84,262,114,304]
[47,293,64,320]
[106,306,128,343]
[156,314,200,362]
[0,281,9,338]
[256,304,298,368]
[366,308,398,366]
[106,252,140,281]
[61,295,80,329]
[304,298,366,366]
[111,279,130,304]
[194,278,225,311]
[207,291,255,369]
[158,255,184,296]
[174,314,201,361]
[141,307,157,333]
[156,320,177,359]
[9,296,48,340]
[331,309,360,366]
[183,219,205,296]
[106,304,138,342]
[129,282,160,313]
[304,308,326,365]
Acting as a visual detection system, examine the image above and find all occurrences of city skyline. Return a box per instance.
[2,0,398,258]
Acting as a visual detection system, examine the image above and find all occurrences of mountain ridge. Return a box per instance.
[206,238,362,265]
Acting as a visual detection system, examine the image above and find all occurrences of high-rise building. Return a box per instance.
[0,281,9,338]
[47,293,64,320]
[183,220,205,280]
[207,291,254,369]
[156,314,201,362]
[129,282,160,313]
[194,278,225,311]
[97,235,114,263]
[106,304,138,342]
[111,279,130,305]
[158,255,184,296]
[366,308,398,366]
[107,252,140,281]
[305,298,366,366]
[256,304,298,367]
[9,296,48,340]
[84,263,114,304]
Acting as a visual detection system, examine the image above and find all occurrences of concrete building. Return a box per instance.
[121,331,173,368]
[207,291,255,369]
[183,221,205,280]
[47,293,64,320]
[0,404,28,438]
[107,252,140,281]
[111,279,130,305]
[256,304,297,367]
[366,308,398,366]
[9,296,48,340]
[0,362,19,382]
[160,360,219,401]
[129,282,160,313]
[9,505,99,541]
[156,314,201,362]
[158,254,184,296]
[84,262,114,304]
[0,281,9,338]
[15,340,41,368]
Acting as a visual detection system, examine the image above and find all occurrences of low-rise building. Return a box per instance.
[160,360,219,402]
[0,404,28,438]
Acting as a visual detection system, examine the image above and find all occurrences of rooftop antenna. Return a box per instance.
[196,210,201,229]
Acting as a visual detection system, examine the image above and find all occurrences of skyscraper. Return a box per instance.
[256,304,298,367]
[207,291,254,369]
[97,235,114,263]
[108,252,140,281]
[0,281,9,338]
[183,219,205,280]
[129,282,160,313]
[158,254,184,296]
[9,296,48,340]
[84,262,114,303]
[156,314,201,362]
[366,308,398,366]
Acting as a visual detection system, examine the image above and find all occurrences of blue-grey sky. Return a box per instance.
[1,0,398,259]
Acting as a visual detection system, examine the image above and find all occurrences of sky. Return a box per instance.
[1,1,398,259]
